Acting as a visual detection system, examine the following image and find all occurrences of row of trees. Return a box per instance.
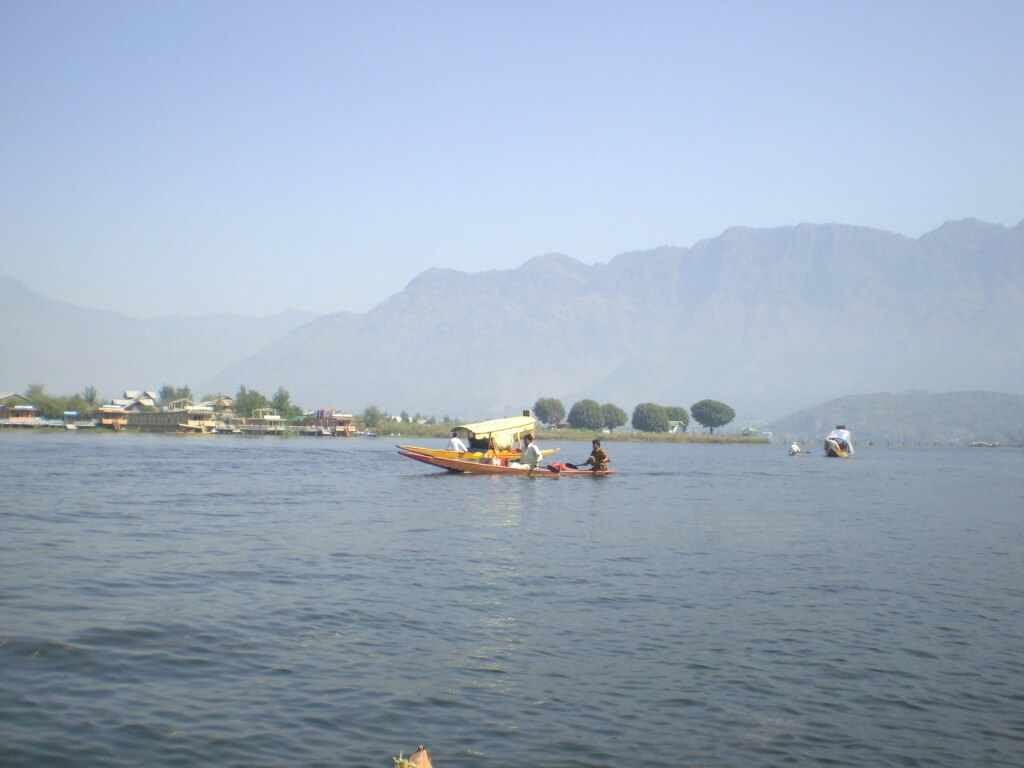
[534,397,626,431]
[534,397,736,434]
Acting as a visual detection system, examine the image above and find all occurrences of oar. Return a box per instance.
[527,463,559,475]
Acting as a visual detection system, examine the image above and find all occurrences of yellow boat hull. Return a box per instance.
[397,445,559,461]
[398,450,612,476]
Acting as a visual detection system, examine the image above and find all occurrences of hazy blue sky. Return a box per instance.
[2,0,1021,317]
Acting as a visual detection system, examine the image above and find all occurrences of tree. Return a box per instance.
[25,382,47,403]
[82,386,99,408]
[690,399,736,434]
[64,392,93,419]
[533,397,565,425]
[601,403,628,430]
[632,402,669,432]
[271,386,302,420]
[21,383,96,420]
[25,383,59,419]
[158,384,175,406]
[665,406,690,431]
[363,405,383,429]
[159,385,193,406]
[568,399,604,429]
[234,385,269,418]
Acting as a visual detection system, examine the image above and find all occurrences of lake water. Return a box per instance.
[1,432,1022,767]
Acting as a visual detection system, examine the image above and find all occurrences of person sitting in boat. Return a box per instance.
[508,433,542,469]
[447,430,469,452]
[482,437,503,465]
[581,439,610,471]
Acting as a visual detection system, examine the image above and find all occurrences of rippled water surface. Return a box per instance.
[1,432,1022,767]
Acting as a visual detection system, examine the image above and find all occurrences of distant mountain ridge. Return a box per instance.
[3,218,1022,424]
[0,276,318,398]
[203,218,1024,422]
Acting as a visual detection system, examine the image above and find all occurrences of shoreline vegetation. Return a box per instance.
[0,411,761,442]
[3,420,1019,447]
[387,423,769,444]
[1,386,753,440]
[10,386,1020,445]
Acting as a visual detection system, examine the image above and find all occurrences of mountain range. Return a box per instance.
[3,218,1022,426]
[0,276,317,399]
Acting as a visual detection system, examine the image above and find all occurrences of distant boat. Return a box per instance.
[176,420,214,435]
[824,425,854,457]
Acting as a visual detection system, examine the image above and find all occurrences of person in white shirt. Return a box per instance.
[447,430,469,452]
[508,433,542,470]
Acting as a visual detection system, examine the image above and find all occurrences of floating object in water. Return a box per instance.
[394,745,432,768]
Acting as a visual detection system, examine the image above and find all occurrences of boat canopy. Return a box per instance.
[452,414,537,451]
[825,426,854,455]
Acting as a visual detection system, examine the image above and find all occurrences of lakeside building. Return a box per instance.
[0,392,38,426]
[299,408,356,437]
[126,398,218,433]
[2,389,357,437]
[97,391,159,430]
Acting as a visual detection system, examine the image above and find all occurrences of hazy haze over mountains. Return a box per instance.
[0,278,317,398]
[4,219,1022,425]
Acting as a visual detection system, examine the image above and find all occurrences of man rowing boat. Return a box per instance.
[580,439,610,472]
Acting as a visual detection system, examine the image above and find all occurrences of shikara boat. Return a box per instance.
[399,412,559,460]
[395,444,561,461]
[398,449,615,476]
[823,425,854,457]
[176,420,214,435]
